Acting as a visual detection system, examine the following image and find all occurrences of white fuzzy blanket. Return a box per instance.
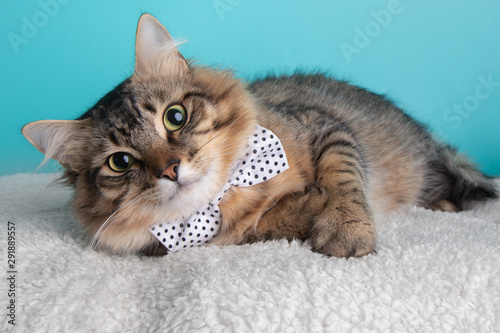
[1,173,499,332]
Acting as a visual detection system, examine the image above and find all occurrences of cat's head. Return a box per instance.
[22,14,257,254]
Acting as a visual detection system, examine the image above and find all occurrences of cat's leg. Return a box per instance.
[310,135,376,258]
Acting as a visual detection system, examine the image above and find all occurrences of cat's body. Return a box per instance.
[216,73,497,256]
[23,14,497,257]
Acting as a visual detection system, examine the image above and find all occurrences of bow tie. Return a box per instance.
[150,125,289,252]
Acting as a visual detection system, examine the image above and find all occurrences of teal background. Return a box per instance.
[1,0,499,176]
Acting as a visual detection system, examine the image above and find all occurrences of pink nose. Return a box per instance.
[161,161,179,182]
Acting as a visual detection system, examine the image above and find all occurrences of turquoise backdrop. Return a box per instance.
[1,0,499,176]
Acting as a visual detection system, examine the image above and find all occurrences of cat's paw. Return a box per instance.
[310,216,376,258]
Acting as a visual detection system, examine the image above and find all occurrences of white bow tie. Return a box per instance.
[150,125,289,252]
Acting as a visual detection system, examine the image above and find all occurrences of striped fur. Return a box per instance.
[22,14,497,257]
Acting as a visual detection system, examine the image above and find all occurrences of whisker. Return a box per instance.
[193,113,246,154]
[276,182,300,202]
[254,186,286,217]
[196,149,245,163]
[197,142,245,157]
[195,119,335,163]
[88,191,164,251]
[88,196,143,251]
[204,167,231,175]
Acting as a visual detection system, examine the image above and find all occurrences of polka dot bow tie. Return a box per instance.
[150,125,289,252]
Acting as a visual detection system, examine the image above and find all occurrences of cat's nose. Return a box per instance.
[160,160,179,182]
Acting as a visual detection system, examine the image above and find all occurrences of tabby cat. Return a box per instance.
[22,14,497,257]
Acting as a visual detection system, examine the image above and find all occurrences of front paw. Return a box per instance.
[310,217,376,258]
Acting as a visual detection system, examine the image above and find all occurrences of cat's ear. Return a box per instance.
[22,120,88,173]
[134,13,188,73]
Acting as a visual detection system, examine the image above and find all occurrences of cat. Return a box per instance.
[22,14,498,258]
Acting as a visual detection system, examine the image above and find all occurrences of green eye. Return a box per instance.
[163,104,187,132]
[108,152,135,172]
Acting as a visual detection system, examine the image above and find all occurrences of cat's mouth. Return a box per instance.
[157,178,193,201]
[157,167,226,213]
[176,178,199,195]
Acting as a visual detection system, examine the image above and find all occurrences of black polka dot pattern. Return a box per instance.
[150,203,221,251]
[149,125,289,252]
[231,125,289,188]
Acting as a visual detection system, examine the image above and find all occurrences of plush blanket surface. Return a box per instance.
[1,173,499,332]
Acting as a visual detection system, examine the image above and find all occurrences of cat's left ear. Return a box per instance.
[22,119,89,173]
[134,14,188,74]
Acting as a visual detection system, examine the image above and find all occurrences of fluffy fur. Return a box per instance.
[22,14,497,257]
[2,173,500,332]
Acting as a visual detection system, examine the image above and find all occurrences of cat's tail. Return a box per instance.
[423,145,498,211]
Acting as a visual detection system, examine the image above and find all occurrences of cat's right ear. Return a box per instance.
[22,120,88,173]
[134,14,188,74]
